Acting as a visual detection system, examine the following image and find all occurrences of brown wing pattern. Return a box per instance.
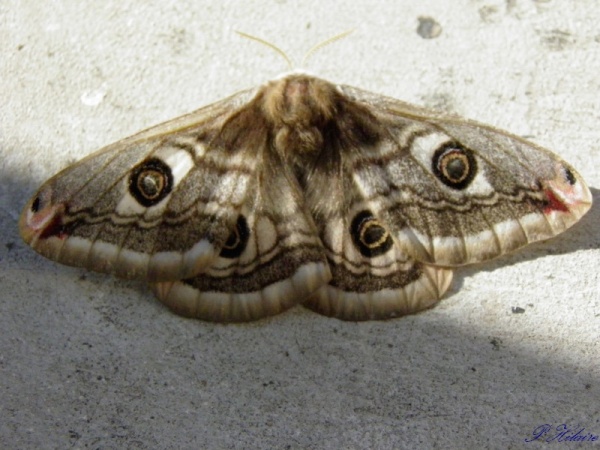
[20,74,591,321]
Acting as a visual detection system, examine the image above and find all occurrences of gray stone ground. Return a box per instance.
[1,1,599,449]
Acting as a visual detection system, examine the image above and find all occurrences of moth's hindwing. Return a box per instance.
[303,209,454,321]
[152,156,331,322]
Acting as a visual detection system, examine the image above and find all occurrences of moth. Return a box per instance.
[19,66,592,322]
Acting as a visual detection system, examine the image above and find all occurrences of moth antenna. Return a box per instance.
[301,29,355,67]
[236,31,294,71]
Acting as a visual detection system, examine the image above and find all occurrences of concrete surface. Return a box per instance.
[1,1,599,449]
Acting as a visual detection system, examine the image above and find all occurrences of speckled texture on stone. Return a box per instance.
[1,1,599,449]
